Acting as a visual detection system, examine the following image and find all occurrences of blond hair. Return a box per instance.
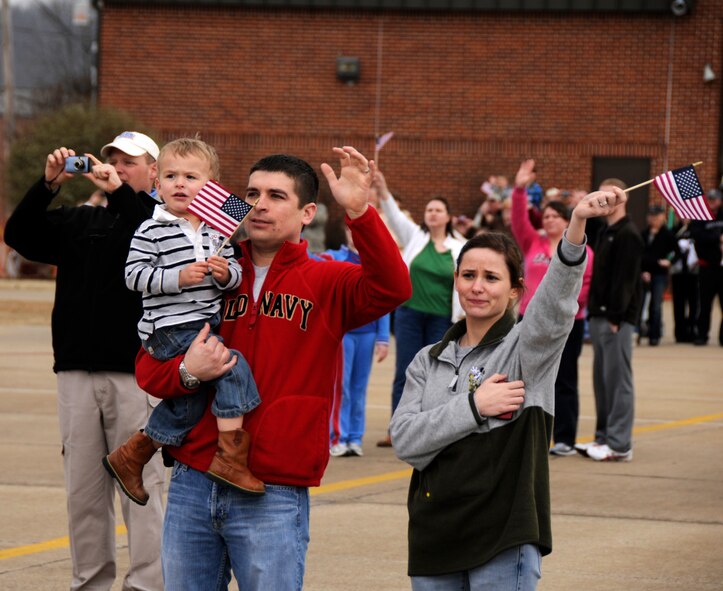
[158,137,221,180]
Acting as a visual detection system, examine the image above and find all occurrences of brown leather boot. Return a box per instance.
[102,431,158,506]
[206,429,265,496]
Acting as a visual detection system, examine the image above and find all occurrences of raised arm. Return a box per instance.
[5,147,82,263]
[519,187,627,367]
[320,147,412,331]
[510,159,539,254]
[373,169,420,246]
[320,146,374,219]
[568,187,626,245]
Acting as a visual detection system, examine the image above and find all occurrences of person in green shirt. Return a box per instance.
[374,170,466,447]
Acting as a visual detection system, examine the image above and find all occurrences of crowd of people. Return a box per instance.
[445,169,721,353]
[4,130,722,590]
[326,164,721,461]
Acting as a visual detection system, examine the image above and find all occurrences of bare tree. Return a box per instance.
[5,0,97,114]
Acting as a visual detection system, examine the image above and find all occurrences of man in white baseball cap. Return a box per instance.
[4,131,165,590]
[100,131,160,198]
[101,130,160,161]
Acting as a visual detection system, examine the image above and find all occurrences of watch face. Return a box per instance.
[180,362,200,388]
[184,376,200,388]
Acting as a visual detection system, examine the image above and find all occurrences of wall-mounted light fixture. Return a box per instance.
[670,0,694,17]
[703,63,716,83]
[336,56,360,85]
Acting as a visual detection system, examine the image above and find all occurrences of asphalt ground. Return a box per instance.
[0,278,721,590]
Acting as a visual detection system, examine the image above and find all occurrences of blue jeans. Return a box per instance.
[643,274,668,341]
[392,306,452,413]
[339,331,376,445]
[162,462,310,591]
[144,316,260,446]
[411,544,541,591]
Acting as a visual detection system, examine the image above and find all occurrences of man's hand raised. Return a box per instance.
[320,146,375,219]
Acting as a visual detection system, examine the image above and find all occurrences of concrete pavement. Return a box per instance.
[0,278,721,590]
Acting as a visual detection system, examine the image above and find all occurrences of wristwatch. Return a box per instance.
[179,360,201,389]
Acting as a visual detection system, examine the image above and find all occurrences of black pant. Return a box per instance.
[696,265,723,345]
[671,271,699,342]
[553,318,585,446]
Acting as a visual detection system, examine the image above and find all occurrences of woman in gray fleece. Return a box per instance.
[390,161,627,591]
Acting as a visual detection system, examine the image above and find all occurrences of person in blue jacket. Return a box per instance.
[320,226,390,457]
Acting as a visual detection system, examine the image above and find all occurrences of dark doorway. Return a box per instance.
[592,157,651,231]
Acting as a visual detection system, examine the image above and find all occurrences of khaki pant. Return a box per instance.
[57,371,165,591]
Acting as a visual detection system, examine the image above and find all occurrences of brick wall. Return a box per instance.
[98,3,722,224]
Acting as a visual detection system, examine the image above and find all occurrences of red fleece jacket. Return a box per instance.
[135,206,411,487]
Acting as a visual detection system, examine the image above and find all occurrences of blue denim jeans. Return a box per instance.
[392,306,452,413]
[643,274,668,341]
[162,462,310,591]
[339,331,376,445]
[144,316,260,446]
[410,544,541,591]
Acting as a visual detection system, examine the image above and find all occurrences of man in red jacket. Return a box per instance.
[134,146,411,590]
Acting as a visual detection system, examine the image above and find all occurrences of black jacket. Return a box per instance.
[690,207,723,268]
[4,178,156,373]
[641,225,676,276]
[588,215,644,326]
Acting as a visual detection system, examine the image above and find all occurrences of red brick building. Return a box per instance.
[98,0,722,228]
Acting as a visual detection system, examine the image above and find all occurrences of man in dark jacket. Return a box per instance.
[690,189,723,346]
[640,205,676,346]
[576,178,644,462]
[4,132,165,591]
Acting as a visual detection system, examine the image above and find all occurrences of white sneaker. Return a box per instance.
[587,443,633,462]
[330,443,349,457]
[574,442,601,458]
[549,442,576,456]
[347,443,364,457]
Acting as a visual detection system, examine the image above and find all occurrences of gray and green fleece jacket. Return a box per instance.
[390,235,587,577]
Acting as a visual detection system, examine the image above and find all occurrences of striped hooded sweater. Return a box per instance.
[390,236,587,576]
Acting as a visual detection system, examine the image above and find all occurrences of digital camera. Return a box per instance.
[65,156,90,174]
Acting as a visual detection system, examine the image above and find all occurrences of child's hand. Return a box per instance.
[207,255,231,286]
[179,261,209,287]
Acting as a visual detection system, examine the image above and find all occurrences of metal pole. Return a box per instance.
[1,0,15,225]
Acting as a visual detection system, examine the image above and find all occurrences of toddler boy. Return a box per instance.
[104,138,264,504]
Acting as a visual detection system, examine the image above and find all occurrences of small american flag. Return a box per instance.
[375,131,394,152]
[653,165,713,221]
[187,180,254,237]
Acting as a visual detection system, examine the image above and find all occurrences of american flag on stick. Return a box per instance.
[187,180,255,237]
[653,165,712,221]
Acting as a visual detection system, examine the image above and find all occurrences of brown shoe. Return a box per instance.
[376,435,392,448]
[103,431,158,506]
[206,429,265,496]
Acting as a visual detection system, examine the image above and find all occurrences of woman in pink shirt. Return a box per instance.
[510,160,593,457]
